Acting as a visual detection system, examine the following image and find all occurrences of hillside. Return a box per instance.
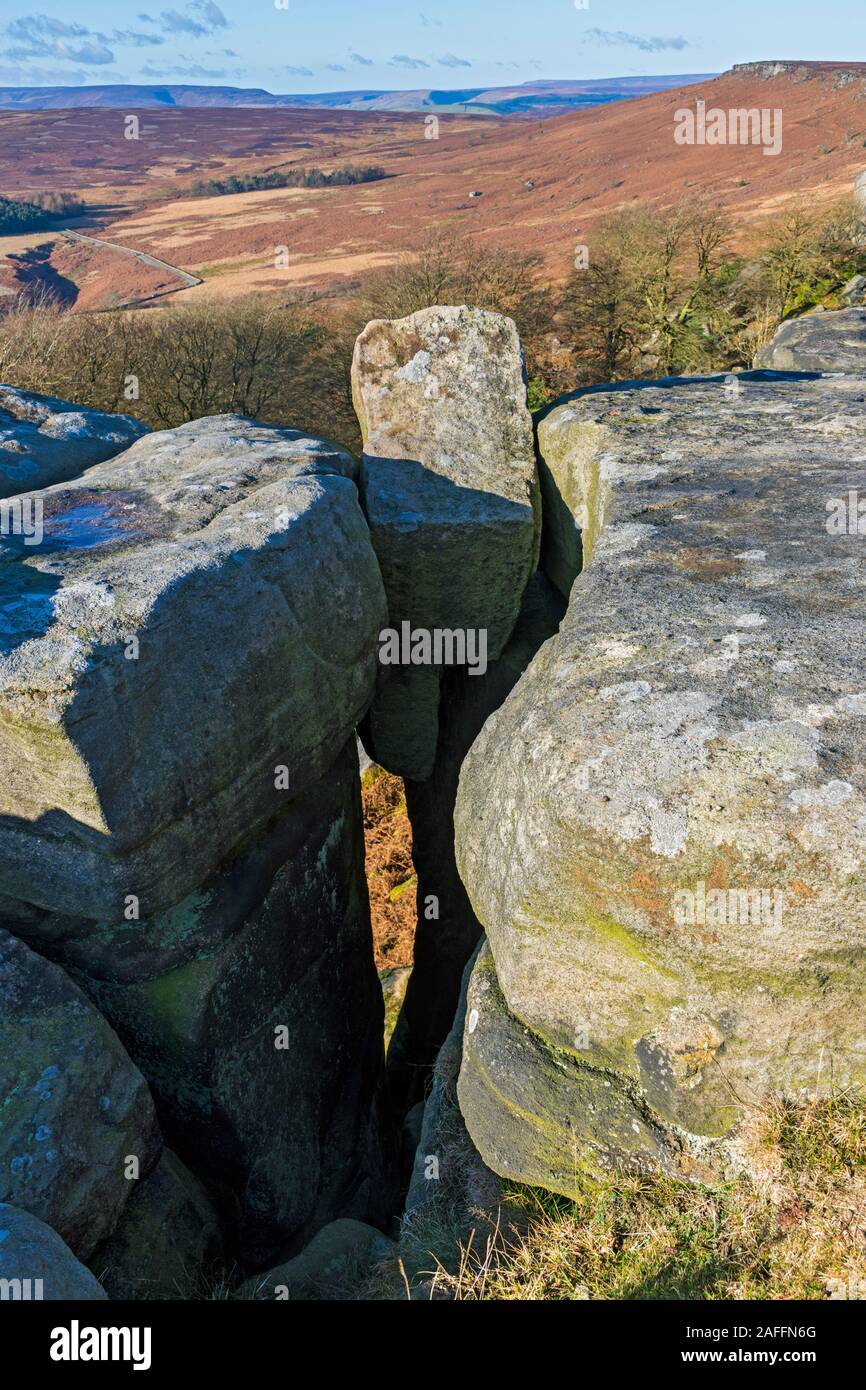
[0,74,713,118]
[2,62,866,306]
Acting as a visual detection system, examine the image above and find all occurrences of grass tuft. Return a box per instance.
[419,1089,866,1301]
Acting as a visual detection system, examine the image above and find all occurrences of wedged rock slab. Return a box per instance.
[0,414,386,922]
[0,386,147,499]
[352,306,540,779]
[456,373,866,1191]
[0,929,160,1258]
[754,307,866,372]
[77,741,394,1266]
[0,1205,107,1300]
[89,1149,223,1299]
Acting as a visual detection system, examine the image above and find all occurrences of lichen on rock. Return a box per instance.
[456,371,866,1193]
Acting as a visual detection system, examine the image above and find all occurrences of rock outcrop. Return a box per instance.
[7,312,864,1300]
[0,414,383,922]
[352,306,541,780]
[0,928,160,1258]
[456,372,866,1194]
[0,414,395,1265]
[0,386,147,499]
[0,1205,108,1300]
[81,741,393,1264]
[350,305,551,1113]
[754,307,866,372]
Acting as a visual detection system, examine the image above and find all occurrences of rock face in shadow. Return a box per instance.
[89,1149,223,1299]
[352,306,541,780]
[0,414,385,921]
[754,307,866,372]
[0,386,147,499]
[0,929,160,1258]
[0,414,395,1266]
[235,1218,396,1301]
[456,373,866,1195]
[80,741,394,1265]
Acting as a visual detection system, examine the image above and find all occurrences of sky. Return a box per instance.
[0,0,861,91]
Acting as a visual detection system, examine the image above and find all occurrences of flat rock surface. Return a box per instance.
[0,414,386,921]
[0,928,160,1257]
[352,306,540,779]
[456,373,866,1185]
[754,308,866,372]
[0,386,147,499]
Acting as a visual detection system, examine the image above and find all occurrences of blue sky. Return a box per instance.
[0,0,860,90]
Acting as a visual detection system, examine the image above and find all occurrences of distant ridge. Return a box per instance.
[0,74,716,118]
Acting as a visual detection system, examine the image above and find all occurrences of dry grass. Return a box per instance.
[423,1089,866,1301]
[361,766,417,972]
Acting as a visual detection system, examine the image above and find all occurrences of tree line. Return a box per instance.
[1,197,863,453]
[0,192,86,234]
[187,165,388,197]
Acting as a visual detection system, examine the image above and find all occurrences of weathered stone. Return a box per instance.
[0,414,386,922]
[536,404,607,598]
[77,741,394,1267]
[458,943,692,1195]
[380,965,411,1049]
[0,1205,107,1300]
[456,372,866,1194]
[839,274,866,307]
[388,573,565,1109]
[352,306,541,780]
[235,1218,396,1300]
[89,1149,222,1299]
[0,386,147,499]
[0,929,160,1257]
[754,307,866,372]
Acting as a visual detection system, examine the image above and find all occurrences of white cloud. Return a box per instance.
[389,54,430,70]
[157,2,228,38]
[6,16,115,65]
[583,28,690,53]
